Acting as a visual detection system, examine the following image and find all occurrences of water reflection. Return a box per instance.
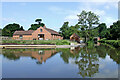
[57,45,120,77]
[59,47,99,77]
[1,45,120,78]
[2,49,58,64]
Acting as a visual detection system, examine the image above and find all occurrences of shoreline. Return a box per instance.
[0,44,85,49]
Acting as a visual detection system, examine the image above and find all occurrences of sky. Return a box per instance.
[1,0,119,31]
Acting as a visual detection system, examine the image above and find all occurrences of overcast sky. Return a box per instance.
[1,0,119,31]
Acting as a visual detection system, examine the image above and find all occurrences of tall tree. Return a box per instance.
[59,22,70,39]
[77,10,99,42]
[59,23,80,39]
[35,19,42,25]
[69,24,80,37]
[2,23,24,37]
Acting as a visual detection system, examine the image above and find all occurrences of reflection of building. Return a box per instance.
[93,37,100,46]
[93,37,100,43]
[70,47,81,55]
[13,26,63,40]
[8,49,58,63]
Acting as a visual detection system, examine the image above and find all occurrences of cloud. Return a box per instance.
[65,1,118,27]
[49,6,75,15]
[2,18,15,22]
[64,14,78,25]
[64,4,106,26]
[65,15,78,20]
[103,16,117,27]
[105,5,110,9]
[49,6,62,12]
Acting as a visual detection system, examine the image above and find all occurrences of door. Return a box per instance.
[38,34,44,40]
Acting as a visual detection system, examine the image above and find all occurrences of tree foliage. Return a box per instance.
[59,22,80,39]
[98,23,107,38]
[59,22,70,39]
[109,20,120,40]
[35,19,42,25]
[2,23,24,37]
[98,21,120,40]
[77,10,99,42]
[28,19,45,30]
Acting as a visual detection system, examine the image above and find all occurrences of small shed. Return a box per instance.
[70,33,80,43]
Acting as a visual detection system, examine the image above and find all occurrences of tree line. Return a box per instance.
[2,19,45,37]
[1,10,120,41]
[60,10,120,41]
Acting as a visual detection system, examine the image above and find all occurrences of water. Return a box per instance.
[1,45,120,78]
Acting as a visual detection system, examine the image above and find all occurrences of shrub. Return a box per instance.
[98,39,120,48]
[2,40,76,45]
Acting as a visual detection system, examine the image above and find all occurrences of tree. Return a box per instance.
[28,19,45,30]
[77,10,99,42]
[2,23,24,37]
[77,10,88,42]
[59,22,81,39]
[109,20,120,40]
[69,24,80,37]
[35,19,42,25]
[98,23,107,38]
[59,22,70,39]
[28,24,41,30]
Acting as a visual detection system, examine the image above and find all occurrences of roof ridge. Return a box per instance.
[13,30,35,35]
[45,27,58,32]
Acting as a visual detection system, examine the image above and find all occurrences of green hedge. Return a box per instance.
[2,40,77,45]
[98,39,120,48]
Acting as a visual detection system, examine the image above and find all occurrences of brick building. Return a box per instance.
[13,26,63,40]
[70,33,80,43]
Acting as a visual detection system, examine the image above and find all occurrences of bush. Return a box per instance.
[98,39,120,48]
[2,40,77,45]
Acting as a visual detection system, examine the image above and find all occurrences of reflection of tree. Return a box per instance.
[59,45,120,78]
[59,48,80,63]
[36,61,42,64]
[96,46,107,59]
[31,57,36,60]
[3,53,20,60]
[59,46,99,77]
[104,46,120,64]
[75,47,99,77]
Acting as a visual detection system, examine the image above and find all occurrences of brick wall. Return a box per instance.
[13,35,32,40]
[32,27,51,40]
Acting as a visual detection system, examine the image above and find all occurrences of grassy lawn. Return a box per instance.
[2,40,78,45]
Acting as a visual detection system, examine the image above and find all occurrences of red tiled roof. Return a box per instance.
[45,28,59,35]
[13,27,59,35]
[13,30,35,35]
[71,33,80,38]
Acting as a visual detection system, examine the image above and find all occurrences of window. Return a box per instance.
[19,35,23,39]
[33,38,36,40]
[40,29,42,32]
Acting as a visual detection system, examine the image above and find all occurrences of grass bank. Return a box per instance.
[2,40,78,45]
[98,38,120,48]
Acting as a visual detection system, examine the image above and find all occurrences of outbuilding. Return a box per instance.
[70,33,80,43]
